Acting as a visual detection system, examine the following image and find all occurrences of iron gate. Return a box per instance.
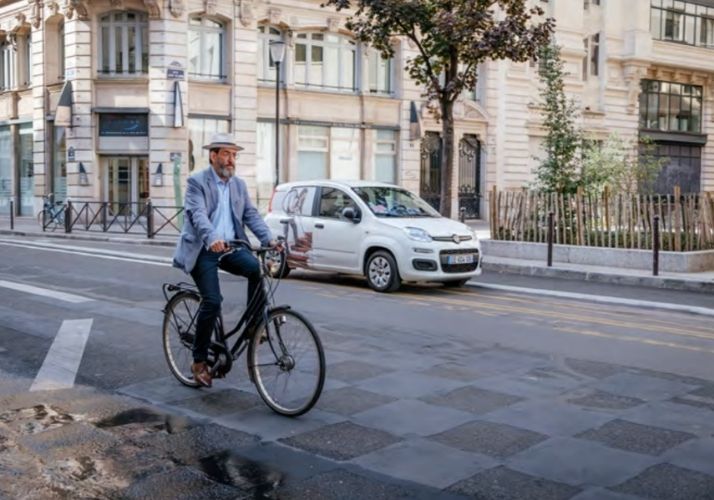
[420,132,442,211]
[458,135,481,219]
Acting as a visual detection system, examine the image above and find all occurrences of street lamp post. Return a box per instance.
[269,40,286,187]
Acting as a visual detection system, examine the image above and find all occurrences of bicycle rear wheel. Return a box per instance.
[37,209,57,231]
[162,291,201,388]
[249,308,325,416]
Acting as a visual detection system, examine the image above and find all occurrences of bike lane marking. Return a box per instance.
[0,279,93,304]
[30,318,93,392]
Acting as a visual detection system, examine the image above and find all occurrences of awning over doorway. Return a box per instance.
[55,81,72,127]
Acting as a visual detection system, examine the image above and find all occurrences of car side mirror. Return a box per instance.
[341,206,361,223]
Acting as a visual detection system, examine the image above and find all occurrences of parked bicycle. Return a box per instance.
[37,193,66,231]
[162,239,325,416]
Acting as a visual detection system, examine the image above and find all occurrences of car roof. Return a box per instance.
[275,180,398,191]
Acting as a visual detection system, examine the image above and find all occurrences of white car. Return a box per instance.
[264,180,482,292]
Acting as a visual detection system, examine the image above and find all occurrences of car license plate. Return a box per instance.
[447,254,474,265]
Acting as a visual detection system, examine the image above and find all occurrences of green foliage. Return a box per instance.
[533,43,581,194]
[581,134,667,197]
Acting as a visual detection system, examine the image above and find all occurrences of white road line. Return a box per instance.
[468,282,714,317]
[30,318,93,392]
[0,279,93,304]
[0,240,171,267]
[0,238,172,263]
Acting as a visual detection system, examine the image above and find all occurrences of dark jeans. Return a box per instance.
[190,247,263,363]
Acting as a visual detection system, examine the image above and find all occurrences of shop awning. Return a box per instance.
[55,80,72,127]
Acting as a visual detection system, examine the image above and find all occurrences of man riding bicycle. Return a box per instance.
[173,132,282,388]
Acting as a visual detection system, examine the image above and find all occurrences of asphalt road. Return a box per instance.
[1,235,713,499]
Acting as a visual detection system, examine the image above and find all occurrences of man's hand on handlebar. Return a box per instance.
[269,239,285,253]
[209,240,229,253]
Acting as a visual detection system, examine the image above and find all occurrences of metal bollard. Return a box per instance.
[9,199,14,230]
[65,200,72,233]
[459,207,466,223]
[547,211,554,267]
[146,200,154,239]
[653,215,660,276]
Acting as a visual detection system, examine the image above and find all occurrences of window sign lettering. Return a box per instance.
[99,114,149,137]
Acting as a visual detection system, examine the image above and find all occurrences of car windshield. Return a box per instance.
[352,186,440,218]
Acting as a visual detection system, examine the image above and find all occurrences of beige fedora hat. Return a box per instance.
[202,132,244,151]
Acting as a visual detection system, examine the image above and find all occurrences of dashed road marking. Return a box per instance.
[0,279,93,304]
[30,319,93,392]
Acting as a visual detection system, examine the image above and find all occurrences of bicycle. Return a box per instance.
[161,239,325,416]
[37,193,66,231]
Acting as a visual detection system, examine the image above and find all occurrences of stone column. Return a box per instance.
[30,13,45,210]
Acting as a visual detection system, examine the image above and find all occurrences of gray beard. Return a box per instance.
[219,167,234,179]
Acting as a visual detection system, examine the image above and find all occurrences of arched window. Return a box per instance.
[0,41,16,90]
[294,32,355,92]
[99,11,148,75]
[188,17,225,80]
[258,25,283,82]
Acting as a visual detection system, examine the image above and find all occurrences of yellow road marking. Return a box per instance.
[554,326,714,354]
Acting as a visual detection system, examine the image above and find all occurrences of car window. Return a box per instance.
[352,186,439,217]
[318,187,358,220]
[282,186,317,216]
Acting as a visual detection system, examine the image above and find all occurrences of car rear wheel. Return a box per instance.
[365,251,400,293]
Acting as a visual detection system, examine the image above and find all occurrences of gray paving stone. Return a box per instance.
[352,438,496,489]
[119,376,206,404]
[215,406,344,442]
[429,420,548,459]
[279,421,402,461]
[420,361,489,382]
[664,438,714,476]
[447,465,581,500]
[327,360,393,382]
[482,400,613,437]
[610,463,714,500]
[470,369,581,399]
[356,371,464,399]
[593,373,697,401]
[508,437,656,487]
[315,386,397,415]
[566,390,645,411]
[420,386,523,415]
[622,400,714,437]
[352,399,475,437]
[467,349,550,376]
[564,358,627,380]
[166,388,262,417]
[122,466,247,499]
[275,469,431,499]
[576,419,697,456]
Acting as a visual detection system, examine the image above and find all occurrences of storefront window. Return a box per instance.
[53,125,67,201]
[188,117,229,171]
[374,129,397,183]
[0,127,11,214]
[297,125,329,180]
[19,124,33,215]
[639,79,703,133]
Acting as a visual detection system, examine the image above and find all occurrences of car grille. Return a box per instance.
[432,234,473,242]
[439,248,480,273]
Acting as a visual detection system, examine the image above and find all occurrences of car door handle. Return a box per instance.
[315,223,325,229]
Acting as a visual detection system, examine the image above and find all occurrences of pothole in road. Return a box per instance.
[94,407,195,436]
[199,450,284,496]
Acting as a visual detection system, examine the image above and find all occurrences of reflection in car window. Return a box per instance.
[352,186,439,218]
[319,187,358,220]
[282,186,316,216]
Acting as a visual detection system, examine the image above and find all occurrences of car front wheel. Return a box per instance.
[366,251,400,293]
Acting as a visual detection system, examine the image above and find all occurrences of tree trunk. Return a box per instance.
[440,98,455,217]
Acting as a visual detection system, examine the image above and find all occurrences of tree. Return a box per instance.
[533,42,581,193]
[322,0,554,217]
[581,134,667,196]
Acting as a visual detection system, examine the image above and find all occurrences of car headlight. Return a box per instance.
[404,227,432,242]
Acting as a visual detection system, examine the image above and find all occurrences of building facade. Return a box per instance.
[0,0,711,221]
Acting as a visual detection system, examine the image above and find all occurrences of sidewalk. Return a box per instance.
[2,216,713,293]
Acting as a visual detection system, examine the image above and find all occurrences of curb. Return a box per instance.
[0,229,176,247]
[482,261,714,294]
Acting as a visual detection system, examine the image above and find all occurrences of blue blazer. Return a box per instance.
[173,167,273,274]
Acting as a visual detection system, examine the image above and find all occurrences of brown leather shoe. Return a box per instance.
[191,362,212,388]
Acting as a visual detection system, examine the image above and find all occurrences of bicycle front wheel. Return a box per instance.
[37,209,57,231]
[162,291,201,388]
[249,308,325,416]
